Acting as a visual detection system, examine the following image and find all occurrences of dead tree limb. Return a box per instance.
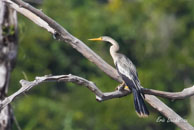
[1,74,194,110]
[0,74,129,111]
[0,1,18,129]
[2,0,194,129]
[144,87,194,100]
[4,0,122,82]
[0,74,193,130]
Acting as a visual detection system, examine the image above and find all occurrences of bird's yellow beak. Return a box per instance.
[88,37,102,41]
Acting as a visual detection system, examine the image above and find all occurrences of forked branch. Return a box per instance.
[0,74,129,111]
[0,74,194,110]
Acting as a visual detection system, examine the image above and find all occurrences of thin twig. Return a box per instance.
[143,87,194,100]
[13,114,22,130]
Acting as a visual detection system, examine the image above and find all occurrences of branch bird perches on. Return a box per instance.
[2,0,194,129]
[0,74,194,130]
[0,74,194,111]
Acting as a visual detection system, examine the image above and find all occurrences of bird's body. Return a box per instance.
[89,36,149,117]
[115,53,149,117]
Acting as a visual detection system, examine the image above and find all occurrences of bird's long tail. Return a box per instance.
[132,88,149,117]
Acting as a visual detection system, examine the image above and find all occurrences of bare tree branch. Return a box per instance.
[0,74,194,130]
[143,87,194,100]
[145,95,191,130]
[2,0,194,129]
[0,74,129,111]
[3,0,122,82]
[1,74,194,110]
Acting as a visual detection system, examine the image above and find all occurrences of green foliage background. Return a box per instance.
[9,0,194,129]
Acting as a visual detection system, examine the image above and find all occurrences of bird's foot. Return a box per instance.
[124,86,130,91]
[115,82,129,91]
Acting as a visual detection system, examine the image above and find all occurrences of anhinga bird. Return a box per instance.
[89,36,149,117]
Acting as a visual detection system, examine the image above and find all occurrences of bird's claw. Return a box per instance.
[115,81,128,91]
[115,85,123,91]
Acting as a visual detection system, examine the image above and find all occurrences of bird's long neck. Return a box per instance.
[109,39,120,64]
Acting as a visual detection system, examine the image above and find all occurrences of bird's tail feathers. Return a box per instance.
[132,89,149,118]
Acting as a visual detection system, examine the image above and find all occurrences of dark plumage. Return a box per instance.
[116,54,149,117]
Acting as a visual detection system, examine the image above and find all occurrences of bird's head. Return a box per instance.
[88,36,119,52]
[88,36,112,42]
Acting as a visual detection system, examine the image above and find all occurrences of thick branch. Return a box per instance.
[0,1,18,129]
[4,0,122,83]
[3,0,194,129]
[145,95,191,130]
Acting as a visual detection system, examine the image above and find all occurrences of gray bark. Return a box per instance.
[0,1,18,130]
